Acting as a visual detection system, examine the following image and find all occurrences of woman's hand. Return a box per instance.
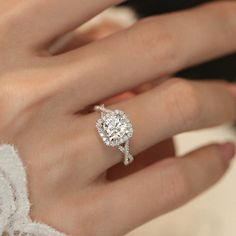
[0,1,236,235]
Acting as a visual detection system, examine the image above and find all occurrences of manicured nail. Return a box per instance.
[220,142,236,164]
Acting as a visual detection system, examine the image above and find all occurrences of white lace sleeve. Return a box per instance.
[0,145,66,236]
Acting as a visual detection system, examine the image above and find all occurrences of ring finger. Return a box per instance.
[82,78,236,175]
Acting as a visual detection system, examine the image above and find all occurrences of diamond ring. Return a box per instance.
[94,104,134,166]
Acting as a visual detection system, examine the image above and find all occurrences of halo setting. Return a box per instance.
[95,105,134,166]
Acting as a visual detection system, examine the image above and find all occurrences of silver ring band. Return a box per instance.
[94,104,134,166]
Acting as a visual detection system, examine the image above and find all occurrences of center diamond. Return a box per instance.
[96,110,133,147]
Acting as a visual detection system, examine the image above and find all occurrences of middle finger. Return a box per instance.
[51,1,236,111]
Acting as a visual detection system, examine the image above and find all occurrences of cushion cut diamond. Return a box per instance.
[96,110,133,147]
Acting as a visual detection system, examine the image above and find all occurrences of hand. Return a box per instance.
[0,1,236,235]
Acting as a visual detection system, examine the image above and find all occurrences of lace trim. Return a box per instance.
[0,145,66,236]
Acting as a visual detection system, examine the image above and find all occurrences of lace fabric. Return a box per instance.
[0,145,66,236]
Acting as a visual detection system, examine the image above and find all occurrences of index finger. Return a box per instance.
[8,0,124,47]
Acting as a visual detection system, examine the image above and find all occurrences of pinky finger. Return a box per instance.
[105,142,235,235]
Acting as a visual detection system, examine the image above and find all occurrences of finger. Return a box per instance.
[9,0,123,47]
[107,138,176,180]
[103,143,235,236]
[52,1,236,109]
[49,15,127,55]
[84,79,236,171]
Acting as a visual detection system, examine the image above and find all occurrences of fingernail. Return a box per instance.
[219,142,236,164]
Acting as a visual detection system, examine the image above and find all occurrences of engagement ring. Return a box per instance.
[94,105,134,166]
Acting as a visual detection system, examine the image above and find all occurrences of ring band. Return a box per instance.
[94,104,134,166]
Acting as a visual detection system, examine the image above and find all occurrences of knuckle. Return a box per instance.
[205,2,236,37]
[166,159,193,203]
[210,1,236,20]
[208,144,229,173]
[132,19,178,73]
[167,78,201,130]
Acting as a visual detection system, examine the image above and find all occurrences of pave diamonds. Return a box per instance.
[96,110,133,147]
[118,140,134,165]
[95,105,134,166]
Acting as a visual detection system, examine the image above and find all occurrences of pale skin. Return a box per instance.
[1,0,236,235]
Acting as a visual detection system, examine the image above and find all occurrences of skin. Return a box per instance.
[0,0,236,235]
